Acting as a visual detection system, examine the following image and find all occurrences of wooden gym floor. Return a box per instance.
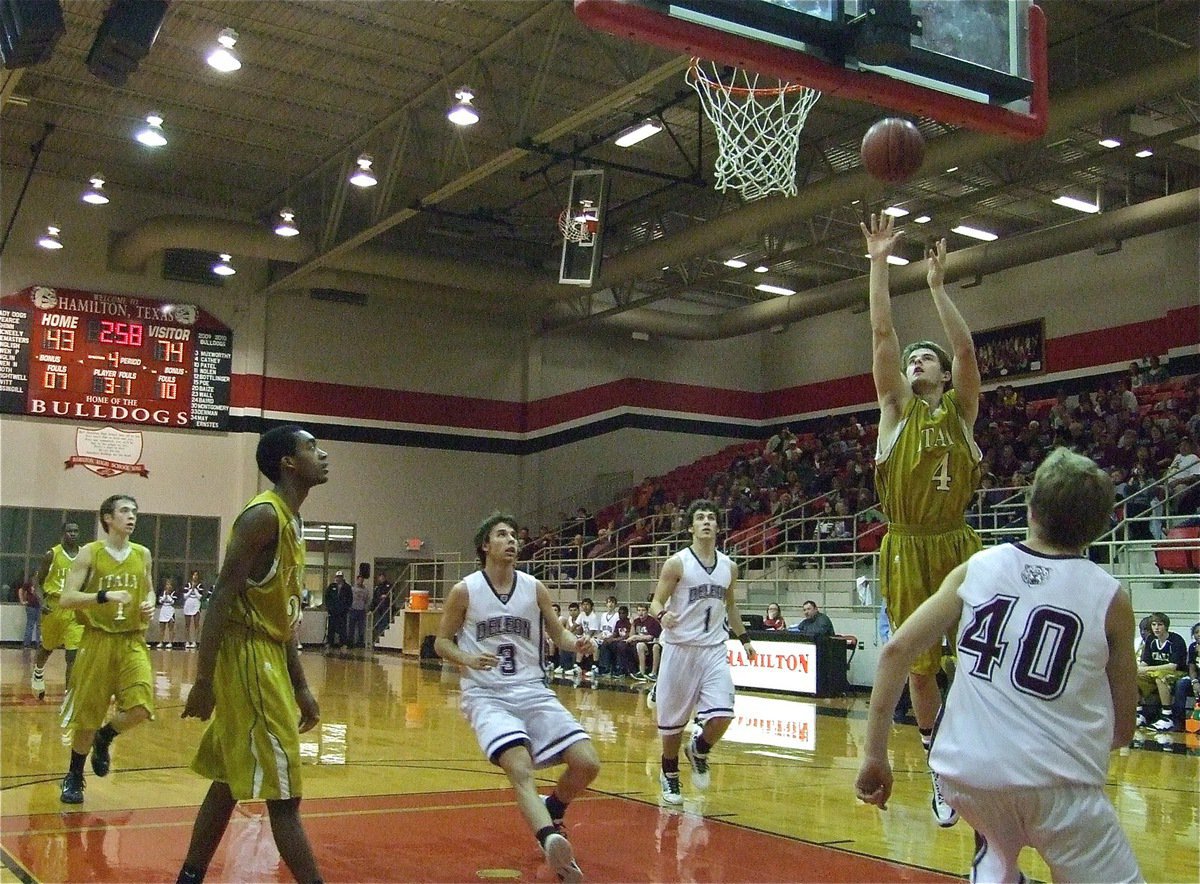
[1,646,1196,883]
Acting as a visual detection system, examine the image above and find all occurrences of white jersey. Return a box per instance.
[930,543,1119,789]
[661,547,734,647]
[457,569,544,690]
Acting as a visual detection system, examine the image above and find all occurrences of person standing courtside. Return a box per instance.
[435,512,600,883]
[30,521,85,700]
[177,426,328,884]
[650,499,756,805]
[57,495,156,804]
[862,214,983,827]
[856,449,1141,883]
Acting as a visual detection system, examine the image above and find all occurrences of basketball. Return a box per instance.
[860,118,926,183]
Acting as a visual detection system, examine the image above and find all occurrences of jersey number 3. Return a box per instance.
[958,594,1082,700]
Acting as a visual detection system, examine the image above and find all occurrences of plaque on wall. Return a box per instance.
[972,318,1045,383]
[0,285,232,430]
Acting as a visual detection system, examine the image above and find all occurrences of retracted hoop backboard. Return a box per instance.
[575,0,1047,141]
[559,168,606,286]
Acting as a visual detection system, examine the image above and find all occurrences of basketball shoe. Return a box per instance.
[542,832,583,883]
[60,771,84,804]
[31,668,46,700]
[684,736,710,789]
[930,771,958,827]
[91,729,113,777]
[659,771,682,805]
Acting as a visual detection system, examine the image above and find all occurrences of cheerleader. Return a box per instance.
[157,578,177,649]
[182,571,204,649]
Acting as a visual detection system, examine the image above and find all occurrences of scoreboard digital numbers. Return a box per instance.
[1,285,233,430]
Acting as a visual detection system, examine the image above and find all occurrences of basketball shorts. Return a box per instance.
[40,606,84,652]
[939,778,1141,884]
[461,681,590,768]
[60,630,154,731]
[192,629,302,801]
[655,643,734,736]
[879,525,981,676]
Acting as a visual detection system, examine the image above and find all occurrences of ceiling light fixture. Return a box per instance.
[755,283,795,296]
[206,28,241,72]
[614,119,663,148]
[1051,195,1100,214]
[951,224,998,242]
[274,207,299,237]
[135,113,167,147]
[37,225,64,250]
[945,166,959,173]
[447,86,479,126]
[723,258,747,269]
[81,175,109,205]
[212,253,236,276]
[349,154,377,187]
[1135,148,1153,158]
[881,206,909,217]
[1098,137,1121,148]
[864,253,910,265]
[913,215,931,224]
[753,265,769,273]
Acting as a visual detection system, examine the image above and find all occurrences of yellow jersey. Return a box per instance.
[75,541,152,634]
[228,490,304,643]
[40,544,78,612]
[875,389,981,532]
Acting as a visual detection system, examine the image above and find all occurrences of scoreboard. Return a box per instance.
[0,286,233,431]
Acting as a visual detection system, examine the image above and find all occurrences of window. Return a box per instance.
[301,522,357,606]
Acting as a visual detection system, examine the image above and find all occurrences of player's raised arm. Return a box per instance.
[862,213,910,431]
[1104,585,1138,749]
[926,238,981,427]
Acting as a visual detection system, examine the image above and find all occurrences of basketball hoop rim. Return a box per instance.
[687,57,816,98]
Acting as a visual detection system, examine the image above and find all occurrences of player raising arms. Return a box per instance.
[177,426,328,884]
[856,448,1141,883]
[649,499,755,805]
[862,213,983,826]
[435,512,600,884]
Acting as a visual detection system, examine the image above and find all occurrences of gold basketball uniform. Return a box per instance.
[60,541,155,731]
[875,389,982,675]
[192,490,306,800]
[40,544,84,652]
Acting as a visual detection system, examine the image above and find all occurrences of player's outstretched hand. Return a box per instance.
[926,237,948,289]
[182,678,216,722]
[854,758,893,809]
[861,213,903,261]
[296,686,320,733]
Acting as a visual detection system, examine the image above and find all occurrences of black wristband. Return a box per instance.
[97,589,108,604]
[739,633,751,644]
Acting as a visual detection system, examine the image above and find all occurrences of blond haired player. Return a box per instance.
[178,426,328,884]
[863,213,983,826]
[856,449,1140,883]
[57,495,156,804]
[31,520,85,700]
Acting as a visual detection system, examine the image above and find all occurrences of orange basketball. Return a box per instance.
[861,118,926,184]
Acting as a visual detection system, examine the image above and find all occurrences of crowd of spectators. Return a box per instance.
[515,358,1199,578]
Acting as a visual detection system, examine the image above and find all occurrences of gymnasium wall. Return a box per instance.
[1,170,1197,568]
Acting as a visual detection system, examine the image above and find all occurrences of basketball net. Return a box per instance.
[558,202,599,246]
[688,59,820,201]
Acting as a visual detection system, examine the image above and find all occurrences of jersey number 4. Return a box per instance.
[958,594,1082,700]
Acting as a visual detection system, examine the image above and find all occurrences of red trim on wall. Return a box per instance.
[229,310,1196,434]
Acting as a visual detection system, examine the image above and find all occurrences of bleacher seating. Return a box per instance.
[1155,526,1200,574]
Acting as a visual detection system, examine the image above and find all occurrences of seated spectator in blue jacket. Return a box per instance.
[790,599,834,640]
[1166,622,1200,732]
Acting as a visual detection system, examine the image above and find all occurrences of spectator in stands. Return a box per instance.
[791,600,835,640]
[1164,437,1200,515]
[546,603,563,673]
[763,603,786,631]
[1144,354,1169,385]
[577,597,600,678]
[1136,612,1188,731]
[597,599,629,677]
[558,601,583,677]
